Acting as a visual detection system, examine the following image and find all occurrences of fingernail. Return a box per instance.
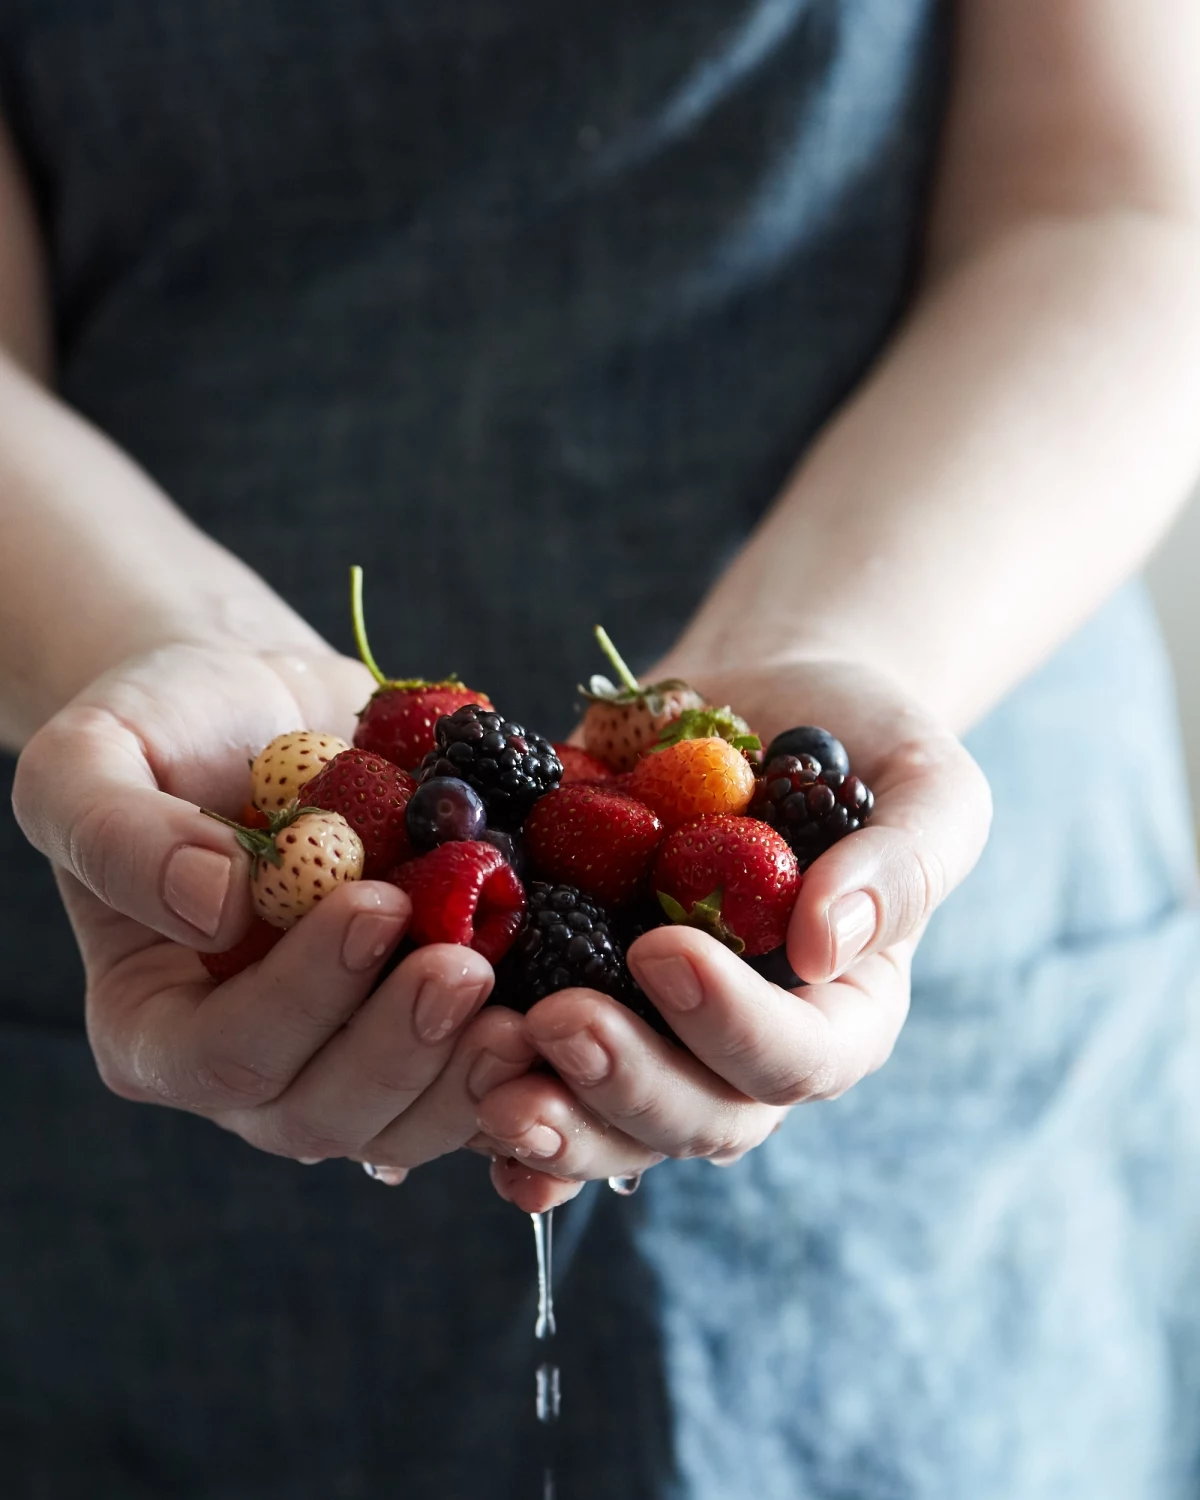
[164,846,232,936]
[467,1048,524,1101]
[538,1029,611,1085]
[828,890,877,977]
[491,1123,563,1161]
[362,1162,408,1186]
[413,979,486,1044]
[637,955,703,1012]
[298,1157,322,1166]
[342,912,401,971]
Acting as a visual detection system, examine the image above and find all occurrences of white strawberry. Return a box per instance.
[203,805,365,930]
[251,730,350,812]
[579,627,706,773]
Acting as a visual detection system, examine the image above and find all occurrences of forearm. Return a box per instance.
[0,351,326,750]
[675,210,1200,730]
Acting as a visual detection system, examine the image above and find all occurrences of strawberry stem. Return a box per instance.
[594,626,642,697]
[350,565,388,686]
[200,807,283,866]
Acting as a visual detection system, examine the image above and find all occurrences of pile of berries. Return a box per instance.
[199,570,875,1023]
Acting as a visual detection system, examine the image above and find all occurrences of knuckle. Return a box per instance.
[761,1031,845,1106]
[197,1048,290,1109]
[669,1119,742,1161]
[269,1117,349,1163]
[68,800,133,907]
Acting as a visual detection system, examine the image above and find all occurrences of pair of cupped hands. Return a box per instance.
[13,633,991,1213]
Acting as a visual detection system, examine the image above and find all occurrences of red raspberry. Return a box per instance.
[300,748,417,879]
[524,784,664,905]
[653,814,800,956]
[389,841,526,965]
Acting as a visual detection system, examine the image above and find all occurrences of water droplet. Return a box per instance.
[607,1172,642,1196]
[536,1362,562,1425]
[532,1210,557,1340]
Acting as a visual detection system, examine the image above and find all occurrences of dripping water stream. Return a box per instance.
[529,1178,643,1495]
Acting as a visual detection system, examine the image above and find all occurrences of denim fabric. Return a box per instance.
[3,3,1199,1496]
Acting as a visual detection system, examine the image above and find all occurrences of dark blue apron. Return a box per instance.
[3,3,1199,1494]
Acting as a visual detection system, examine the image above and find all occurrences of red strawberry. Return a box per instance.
[389,840,526,965]
[299,748,417,878]
[579,627,706,772]
[349,566,492,768]
[552,743,616,786]
[200,918,284,983]
[523,784,664,905]
[653,814,800,956]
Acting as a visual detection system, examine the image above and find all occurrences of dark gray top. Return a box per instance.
[0,0,945,1022]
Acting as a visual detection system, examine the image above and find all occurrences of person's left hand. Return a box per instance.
[474,655,992,1212]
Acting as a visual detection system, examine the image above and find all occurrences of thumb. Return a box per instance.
[13,703,253,948]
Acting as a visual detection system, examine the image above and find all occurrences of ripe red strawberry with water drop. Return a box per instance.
[523,783,664,905]
[299,747,417,878]
[653,814,800,956]
[349,567,492,769]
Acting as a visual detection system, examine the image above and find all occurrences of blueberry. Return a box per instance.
[405,777,486,850]
[763,726,850,778]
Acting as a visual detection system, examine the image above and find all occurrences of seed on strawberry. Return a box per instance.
[523,784,664,905]
[203,805,365,930]
[349,566,492,768]
[626,736,757,826]
[389,840,526,965]
[552,743,616,786]
[199,918,284,983]
[299,748,418,878]
[251,730,350,812]
[653,815,800,956]
[579,627,707,772]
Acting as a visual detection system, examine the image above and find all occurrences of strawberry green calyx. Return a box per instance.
[656,886,747,956]
[350,565,463,698]
[652,707,760,755]
[201,804,322,869]
[579,625,692,715]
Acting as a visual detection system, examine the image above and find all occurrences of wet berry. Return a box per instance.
[749,753,874,869]
[763,726,850,779]
[405,777,487,850]
[418,705,561,830]
[481,828,529,881]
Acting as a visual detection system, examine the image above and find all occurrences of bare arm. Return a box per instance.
[1,116,531,1179]
[481,0,1200,1209]
[0,117,324,751]
[671,0,1200,730]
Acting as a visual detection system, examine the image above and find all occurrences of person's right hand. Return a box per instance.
[12,640,535,1177]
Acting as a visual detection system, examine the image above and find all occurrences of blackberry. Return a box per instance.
[500,882,676,1039]
[418,704,562,830]
[749,753,874,869]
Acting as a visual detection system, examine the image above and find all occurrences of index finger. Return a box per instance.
[786,731,992,984]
